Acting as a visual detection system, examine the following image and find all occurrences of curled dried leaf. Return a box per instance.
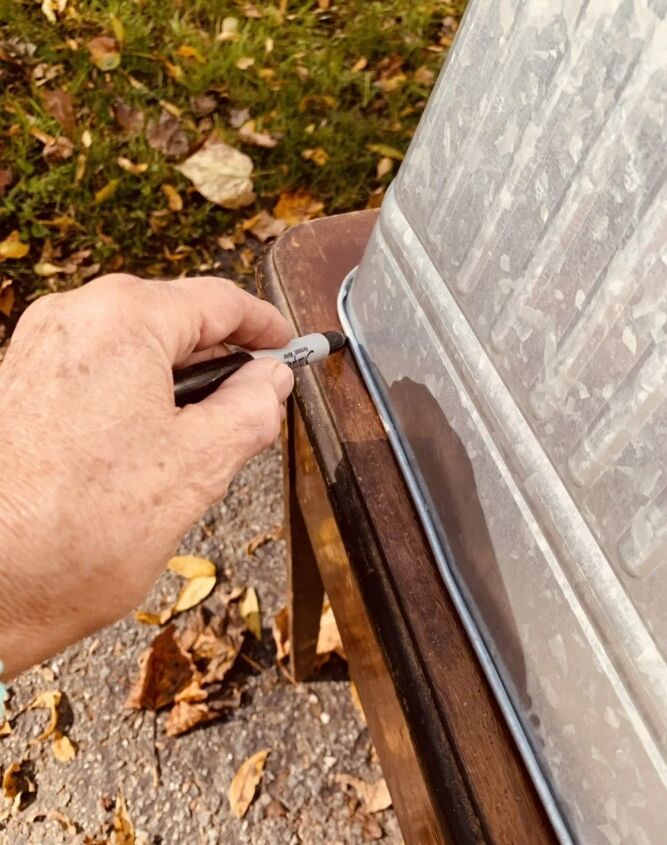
[88,36,121,71]
[334,774,392,814]
[228,749,270,818]
[125,625,195,711]
[274,190,324,227]
[52,733,77,763]
[29,689,62,741]
[167,555,216,579]
[113,793,135,845]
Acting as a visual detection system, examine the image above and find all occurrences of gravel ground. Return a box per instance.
[0,445,400,845]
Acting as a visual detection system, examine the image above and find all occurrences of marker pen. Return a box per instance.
[173,330,345,407]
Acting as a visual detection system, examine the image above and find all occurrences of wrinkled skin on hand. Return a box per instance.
[0,274,294,678]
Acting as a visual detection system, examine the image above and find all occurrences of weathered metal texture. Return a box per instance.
[342,1,667,843]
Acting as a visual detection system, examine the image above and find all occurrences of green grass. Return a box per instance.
[0,0,465,316]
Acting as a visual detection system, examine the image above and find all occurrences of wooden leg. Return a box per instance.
[283,396,325,682]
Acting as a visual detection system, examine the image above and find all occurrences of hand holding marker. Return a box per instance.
[174,330,346,406]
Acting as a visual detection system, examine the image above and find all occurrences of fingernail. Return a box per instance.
[273,363,294,400]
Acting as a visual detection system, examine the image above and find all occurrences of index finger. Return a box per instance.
[150,276,293,364]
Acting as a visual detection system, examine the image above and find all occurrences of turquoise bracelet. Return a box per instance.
[0,659,6,722]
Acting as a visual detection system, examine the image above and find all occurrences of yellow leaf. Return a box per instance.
[95,178,120,204]
[352,56,368,73]
[366,143,404,161]
[134,610,163,625]
[0,279,15,316]
[41,0,67,25]
[176,135,255,209]
[110,13,125,45]
[0,231,29,261]
[316,603,345,659]
[173,575,216,614]
[88,36,121,72]
[52,733,76,763]
[0,719,12,736]
[34,261,66,277]
[376,156,394,179]
[273,190,324,227]
[301,147,329,167]
[113,792,135,845]
[161,184,183,212]
[239,587,262,640]
[228,749,270,818]
[164,61,184,82]
[81,129,93,148]
[167,555,216,579]
[176,45,205,64]
[29,689,62,741]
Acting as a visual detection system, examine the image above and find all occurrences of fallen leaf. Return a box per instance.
[29,689,62,741]
[112,99,145,135]
[167,555,216,579]
[193,621,245,685]
[1,761,34,810]
[361,813,384,841]
[317,604,345,660]
[218,17,240,42]
[298,94,336,112]
[272,607,290,662]
[95,179,120,204]
[229,107,250,128]
[162,184,183,211]
[46,809,78,835]
[243,211,286,243]
[113,793,135,845]
[164,60,183,82]
[190,93,217,116]
[81,129,92,148]
[414,65,435,86]
[165,701,217,737]
[52,732,77,763]
[173,575,217,614]
[352,56,368,72]
[41,0,67,24]
[238,119,278,149]
[177,45,205,64]
[376,156,394,179]
[0,719,12,736]
[274,190,324,227]
[117,157,148,175]
[134,610,162,626]
[239,587,261,640]
[228,749,270,818]
[43,135,74,165]
[33,261,75,277]
[216,235,236,251]
[110,13,125,45]
[0,232,29,262]
[125,625,195,710]
[0,279,15,316]
[146,111,189,159]
[41,89,75,137]
[236,56,255,70]
[366,143,404,161]
[175,680,208,703]
[0,169,13,196]
[176,134,255,208]
[335,774,392,814]
[88,36,121,71]
[302,147,329,167]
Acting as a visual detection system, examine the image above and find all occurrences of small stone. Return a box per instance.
[265,799,287,819]
[320,712,331,725]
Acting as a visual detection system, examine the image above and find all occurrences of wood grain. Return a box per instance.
[258,210,557,845]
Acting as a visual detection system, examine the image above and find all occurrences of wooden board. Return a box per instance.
[258,210,557,845]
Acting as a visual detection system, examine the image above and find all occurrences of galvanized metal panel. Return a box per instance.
[340,1,667,842]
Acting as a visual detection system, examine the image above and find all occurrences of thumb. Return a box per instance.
[173,358,294,504]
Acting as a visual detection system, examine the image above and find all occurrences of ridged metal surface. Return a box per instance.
[341,1,667,842]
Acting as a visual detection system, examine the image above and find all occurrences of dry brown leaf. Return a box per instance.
[190,93,217,116]
[134,610,163,626]
[272,606,290,663]
[112,99,145,135]
[162,184,183,211]
[414,65,435,86]
[125,625,195,711]
[165,701,217,737]
[274,190,324,227]
[242,211,286,243]
[168,555,216,579]
[335,774,392,814]
[88,36,120,71]
[29,689,62,741]
[316,603,345,660]
[46,809,78,835]
[0,279,15,316]
[176,135,254,208]
[238,119,278,149]
[0,232,29,262]
[0,169,13,197]
[1,761,34,809]
[228,749,270,818]
[52,732,77,763]
[113,793,135,845]
[174,680,208,703]
[43,135,74,165]
[239,587,261,640]
[229,107,250,128]
[302,147,329,167]
[173,575,216,613]
[352,56,368,73]
[0,719,12,736]
[146,111,189,159]
[42,89,75,137]
[360,813,384,841]
[194,622,244,685]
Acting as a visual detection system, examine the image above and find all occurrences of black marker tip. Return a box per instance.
[323,330,346,352]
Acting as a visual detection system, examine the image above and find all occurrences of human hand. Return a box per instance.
[0,274,294,678]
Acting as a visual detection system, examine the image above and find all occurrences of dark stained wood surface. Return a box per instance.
[258,210,557,845]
